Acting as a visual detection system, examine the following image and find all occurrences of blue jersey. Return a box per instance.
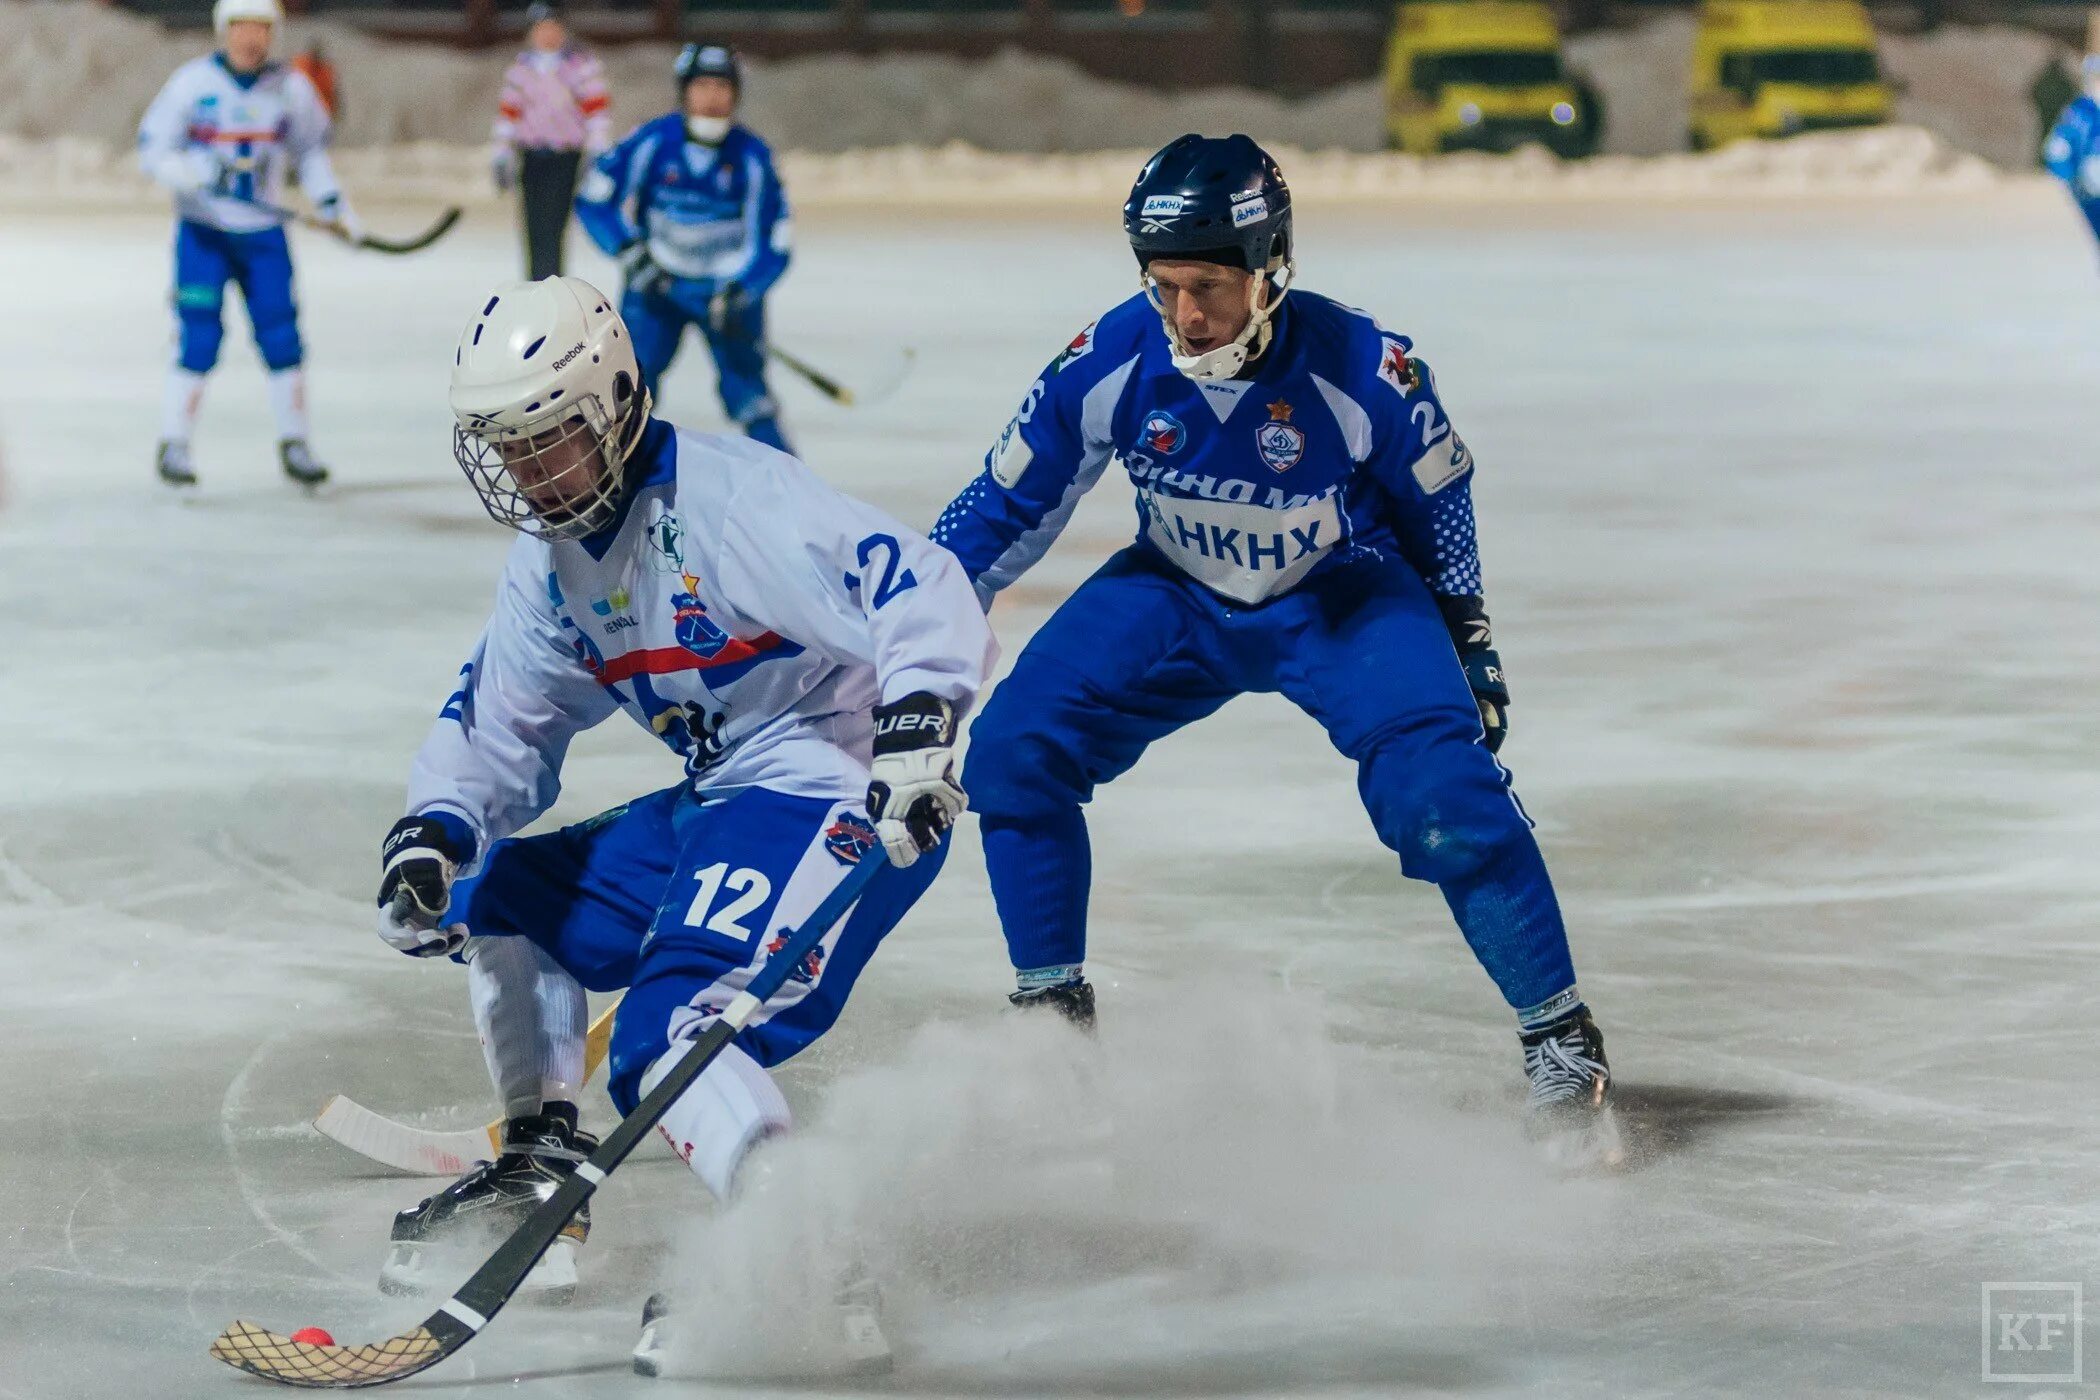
[2044,93,2100,200]
[931,291,1482,608]
[576,115,791,294]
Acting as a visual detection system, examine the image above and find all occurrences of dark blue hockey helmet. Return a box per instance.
[675,42,742,95]
[1125,134,1295,379]
[1123,133,1292,277]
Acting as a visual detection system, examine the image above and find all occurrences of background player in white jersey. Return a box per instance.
[370,276,992,1369]
[136,0,358,490]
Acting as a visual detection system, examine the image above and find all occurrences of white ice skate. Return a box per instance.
[631,1268,892,1380]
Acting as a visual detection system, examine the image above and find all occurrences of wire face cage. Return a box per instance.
[453,396,626,541]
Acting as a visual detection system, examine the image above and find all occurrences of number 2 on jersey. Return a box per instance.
[848,533,918,609]
[682,862,772,941]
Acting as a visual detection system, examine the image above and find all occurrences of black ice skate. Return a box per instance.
[1008,977,1096,1030]
[632,1268,891,1380]
[156,440,197,488]
[378,1103,595,1303]
[278,437,329,489]
[1520,1007,1625,1171]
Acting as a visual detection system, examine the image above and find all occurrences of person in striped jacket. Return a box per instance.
[491,2,611,280]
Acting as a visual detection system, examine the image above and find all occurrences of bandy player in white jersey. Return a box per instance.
[136,0,359,490]
[370,276,994,1372]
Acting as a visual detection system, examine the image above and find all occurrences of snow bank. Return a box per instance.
[0,0,2063,201]
[0,124,2009,209]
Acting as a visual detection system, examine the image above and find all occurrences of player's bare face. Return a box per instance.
[684,77,737,121]
[497,419,607,526]
[527,18,567,53]
[221,20,273,73]
[1146,260,1255,355]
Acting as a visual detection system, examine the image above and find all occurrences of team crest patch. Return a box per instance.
[823,813,879,866]
[1256,420,1305,473]
[1140,409,1187,456]
[671,573,732,657]
[647,503,685,572]
[765,931,827,985]
[1051,321,1096,372]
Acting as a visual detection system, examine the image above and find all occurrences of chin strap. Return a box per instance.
[685,115,731,144]
[1158,261,1294,382]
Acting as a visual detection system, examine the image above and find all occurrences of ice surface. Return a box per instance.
[3,184,2100,1398]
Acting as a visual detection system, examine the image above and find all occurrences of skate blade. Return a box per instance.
[838,1303,894,1377]
[1534,1102,1627,1174]
[379,1236,579,1304]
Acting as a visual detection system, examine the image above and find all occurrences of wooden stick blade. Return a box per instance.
[209,1321,452,1389]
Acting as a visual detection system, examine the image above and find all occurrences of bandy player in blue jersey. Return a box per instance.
[932,134,1618,1165]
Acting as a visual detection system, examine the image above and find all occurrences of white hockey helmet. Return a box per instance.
[213,0,283,31]
[450,277,651,541]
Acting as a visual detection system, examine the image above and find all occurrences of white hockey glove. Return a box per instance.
[621,243,671,299]
[150,149,220,196]
[315,192,364,243]
[866,692,965,868]
[2081,153,2100,200]
[708,282,751,334]
[490,145,518,194]
[376,815,470,958]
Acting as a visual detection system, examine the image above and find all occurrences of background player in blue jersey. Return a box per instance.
[575,43,793,453]
[932,134,1617,1166]
[2043,44,2100,261]
[136,0,359,490]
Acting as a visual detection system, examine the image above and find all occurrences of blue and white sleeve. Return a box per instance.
[715,451,998,713]
[1358,344,1483,600]
[137,66,204,191]
[930,322,1136,606]
[284,69,344,211]
[2043,97,2100,195]
[734,143,791,299]
[403,538,619,858]
[575,125,653,256]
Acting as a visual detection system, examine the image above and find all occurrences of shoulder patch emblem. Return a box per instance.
[1051,320,1097,372]
[1378,340,1421,397]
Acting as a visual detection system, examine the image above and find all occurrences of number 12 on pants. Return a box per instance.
[683,862,773,942]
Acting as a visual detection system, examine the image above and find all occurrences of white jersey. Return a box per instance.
[136,54,341,234]
[406,421,997,854]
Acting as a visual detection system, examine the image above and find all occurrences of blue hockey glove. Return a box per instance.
[376,815,472,957]
[1438,594,1510,754]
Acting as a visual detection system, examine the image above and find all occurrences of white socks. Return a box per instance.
[266,366,309,441]
[160,366,313,445]
[641,1040,791,1201]
[466,936,588,1121]
[161,367,206,444]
